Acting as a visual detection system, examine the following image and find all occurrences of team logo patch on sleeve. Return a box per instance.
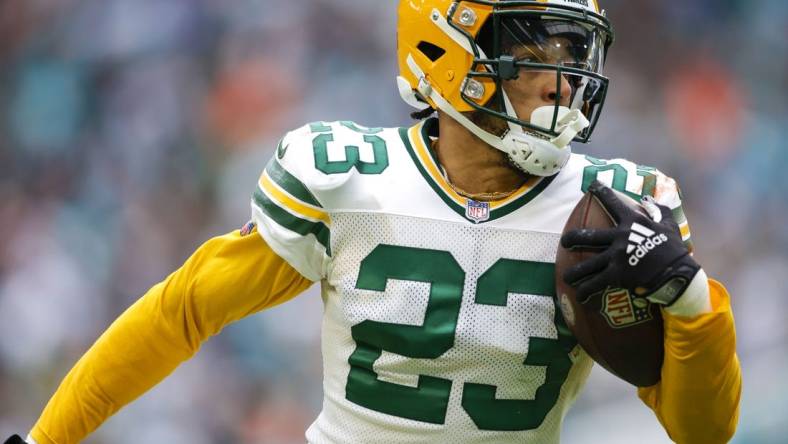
[466,200,490,223]
[600,288,653,328]
[240,221,257,237]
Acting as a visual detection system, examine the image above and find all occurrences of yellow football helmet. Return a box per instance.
[397,0,614,176]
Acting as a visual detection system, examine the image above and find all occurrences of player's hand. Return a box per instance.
[3,435,27,444]
[560,180,700,306]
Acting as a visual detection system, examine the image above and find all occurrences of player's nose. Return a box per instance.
[542,74,573,106]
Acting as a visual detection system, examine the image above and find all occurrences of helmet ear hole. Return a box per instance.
[476,18,495,56]
[417,41,447,62]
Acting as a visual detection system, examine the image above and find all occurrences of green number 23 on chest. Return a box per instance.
[345,244,576,431]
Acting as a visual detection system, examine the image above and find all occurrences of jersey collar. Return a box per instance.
[399,118,557,224]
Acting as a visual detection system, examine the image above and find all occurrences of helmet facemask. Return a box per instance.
[396,0,614,177]
[443,1,614,176]
[464,7,612,143]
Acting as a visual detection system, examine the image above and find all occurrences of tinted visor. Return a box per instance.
[499,17,606,75]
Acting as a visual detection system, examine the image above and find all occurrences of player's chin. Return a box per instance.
[465,109,508,137]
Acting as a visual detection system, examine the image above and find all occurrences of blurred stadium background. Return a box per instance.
[0,0,786,442]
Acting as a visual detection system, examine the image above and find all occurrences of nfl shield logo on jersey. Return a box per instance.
[466,200,490,223]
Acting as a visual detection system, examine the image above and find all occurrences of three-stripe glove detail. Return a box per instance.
[560,181,701,306]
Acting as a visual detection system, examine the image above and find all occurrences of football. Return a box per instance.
[555,189,664,387]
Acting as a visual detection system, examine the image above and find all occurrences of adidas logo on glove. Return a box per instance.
[627,223,669,266]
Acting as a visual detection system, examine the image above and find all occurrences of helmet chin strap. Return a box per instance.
[401,54,589,177]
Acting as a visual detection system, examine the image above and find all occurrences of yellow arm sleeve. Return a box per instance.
[638,279,742,444]
[29,229,314,444]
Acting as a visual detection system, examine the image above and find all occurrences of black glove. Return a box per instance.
[561,181,700,306]
[4,436,27,444]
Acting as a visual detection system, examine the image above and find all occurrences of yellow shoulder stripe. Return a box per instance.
[258,172,331,224]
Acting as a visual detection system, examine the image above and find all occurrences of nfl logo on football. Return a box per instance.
[601,288,653,329]
[466,200,490,223]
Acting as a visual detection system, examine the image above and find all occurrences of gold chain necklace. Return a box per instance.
[447,182,519,201]
[431,140,520,202]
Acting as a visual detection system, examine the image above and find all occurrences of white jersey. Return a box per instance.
[250,119,691,444]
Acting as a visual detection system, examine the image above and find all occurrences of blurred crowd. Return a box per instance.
[0,1,786,443]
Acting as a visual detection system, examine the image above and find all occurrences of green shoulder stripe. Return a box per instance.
[671,206,688,226]
[253,189,331,255]
[265,158,323,208]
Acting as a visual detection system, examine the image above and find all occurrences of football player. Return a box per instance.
[6,1,740,443]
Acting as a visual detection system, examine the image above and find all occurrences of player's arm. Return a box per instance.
[638,278,740,444]
[561,181,741,443]
[27,228,313,444]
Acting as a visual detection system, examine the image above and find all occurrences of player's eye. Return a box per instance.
[515,55,540,64]
[561,60,592,70]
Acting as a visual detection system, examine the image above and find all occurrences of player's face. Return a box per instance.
[501,36,575,124]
